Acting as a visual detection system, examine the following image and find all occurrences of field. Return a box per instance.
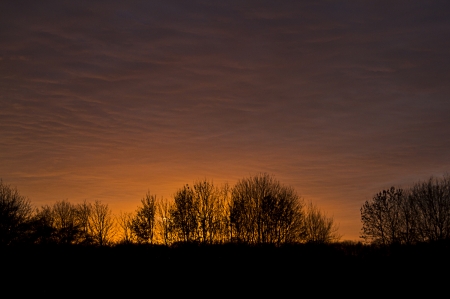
[2,242,449,296]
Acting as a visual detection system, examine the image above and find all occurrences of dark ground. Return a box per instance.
[2,242,449,296]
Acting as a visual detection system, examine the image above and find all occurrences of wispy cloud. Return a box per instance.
[1,0,450,239]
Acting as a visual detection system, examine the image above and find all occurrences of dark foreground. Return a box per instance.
[2,242,450,296]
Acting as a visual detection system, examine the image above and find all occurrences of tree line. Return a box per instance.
[361,174,450,245]
[3,172,450,247]
[0,173,341,246]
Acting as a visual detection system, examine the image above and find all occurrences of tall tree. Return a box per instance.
[51,200,83,244]
[156,198,174,245]
[117,211,134,244]
[76,200,92,244]
[0,180,33,245]
[192,180,228,244]
[360,187,405,245]
[230,173,304,245]
[410,176,450,242]
[131,192,157,244]
[170,185,198,242]
[31,205,57,244]
[90,200,115,246]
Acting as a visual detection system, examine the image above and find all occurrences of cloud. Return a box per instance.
[1,0,450,239]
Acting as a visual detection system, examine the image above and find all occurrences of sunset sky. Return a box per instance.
[1,1,450,240]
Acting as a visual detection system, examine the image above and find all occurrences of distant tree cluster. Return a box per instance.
[360,175,450,245]
[119,173,341,245]
[0,179,115,246]
[0,174,341,246]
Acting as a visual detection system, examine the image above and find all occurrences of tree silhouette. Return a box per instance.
[156,198,174,245]
[229,173,304,245]
[131,191,157,244]
[360,187,406,244]
[192,180,228,244]
[0,180,33,245]
[303,201,341,244]
[170,184,198,242]
[31,200,93,245]
[51,200,84,244]
[167,180,230,244]
[360,175,450,244]
[410,176,450,242]
[0,174,344,247]
[117,211,134,244]
[90,200,115,246]
[31,204,58,244]
[76,200,93,244]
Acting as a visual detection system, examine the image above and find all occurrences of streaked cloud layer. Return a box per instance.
[2,1,450,239]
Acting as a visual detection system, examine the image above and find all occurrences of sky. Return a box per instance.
[1,0,450,240]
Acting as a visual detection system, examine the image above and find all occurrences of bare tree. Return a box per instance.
[303,201,341,244]
[31,200,93,245]
[117,211,134,244]
[215,182,231,243]
[360,175,450,245]
[131,191,157,244]
[170,185,198,242]
[76,200,92,244]
[230,173,304,245]
[32,205,56,244]
[156,198,175,245]
[409,175,450,242]
[360,187,405,245]
[193,179,228,244]
[397,189,418,244]
[0,180,33,245]
[89,200,115,246]
[167,180,231,244]
[51,200,82,244]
